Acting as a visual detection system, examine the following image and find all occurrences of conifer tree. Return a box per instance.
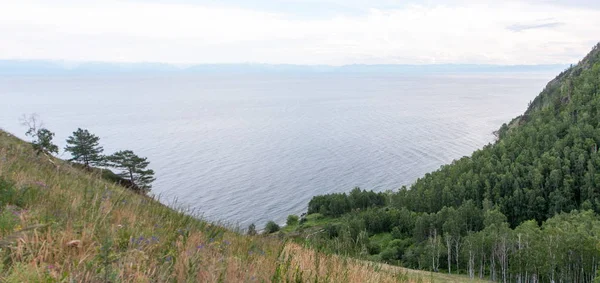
[64,128,104,168]
[107,150,155,193]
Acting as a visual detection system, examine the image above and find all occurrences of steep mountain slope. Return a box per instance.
[0,130,479,282]
[398,43,600,225]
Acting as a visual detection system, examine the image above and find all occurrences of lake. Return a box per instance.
[0,73,554,228]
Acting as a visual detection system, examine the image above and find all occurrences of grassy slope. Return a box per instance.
[0,129,482,282]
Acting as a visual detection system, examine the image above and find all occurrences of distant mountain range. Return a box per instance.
[0,60,569,75]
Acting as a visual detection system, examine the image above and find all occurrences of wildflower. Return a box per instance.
[197,244,204,250]
[47,265,55,270]
[151,236,159,243]
[223,240,230,246]
[165,256,173,262]
[132,236,152,248]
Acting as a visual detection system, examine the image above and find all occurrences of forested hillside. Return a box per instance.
[294,43,600,282]
[400,43,600,225]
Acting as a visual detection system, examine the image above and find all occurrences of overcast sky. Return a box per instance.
[1,0,599,65]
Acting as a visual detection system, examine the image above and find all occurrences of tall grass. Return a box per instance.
[0,130,480,282]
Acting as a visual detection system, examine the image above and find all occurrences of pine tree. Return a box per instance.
[64,128,104,168]
[107,150,155,193]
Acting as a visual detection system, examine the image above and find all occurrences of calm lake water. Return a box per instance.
[0,73,554,227]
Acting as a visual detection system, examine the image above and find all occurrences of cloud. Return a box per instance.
[521,0,600,9]
[507,21,564,32]
[0,0,599,65]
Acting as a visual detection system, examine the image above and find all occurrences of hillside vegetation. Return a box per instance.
[293,43,600,283]
[0,130,482,282]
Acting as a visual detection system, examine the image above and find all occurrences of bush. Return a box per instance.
[299,217,307,225]
[380,246,399,262]
[247,223,257,236]
[367,242,381,255]
[324,223,339,238]
[391,227,403,239]
[286,215,299,226]
[264,221,280,234]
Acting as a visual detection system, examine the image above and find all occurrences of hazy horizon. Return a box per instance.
[0,59,570,76]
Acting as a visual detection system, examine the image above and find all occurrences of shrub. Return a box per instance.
[247,223,257,236]
[391,226,403,239]
[367,242,381,255]
[299,217,307,225]
[286,215,299,226]
[380,246,399,263]
[324,224,339,238]
[264,221,280,234]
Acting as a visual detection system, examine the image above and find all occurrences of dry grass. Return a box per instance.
[0,130,483,282]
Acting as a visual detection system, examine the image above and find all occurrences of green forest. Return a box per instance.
[286,43,600,282]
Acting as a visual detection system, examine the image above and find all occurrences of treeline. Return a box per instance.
[21,115,155,193]
[299,43,600,282]
[307,187,387,217]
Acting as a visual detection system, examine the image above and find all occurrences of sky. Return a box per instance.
[1,0,600,65]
